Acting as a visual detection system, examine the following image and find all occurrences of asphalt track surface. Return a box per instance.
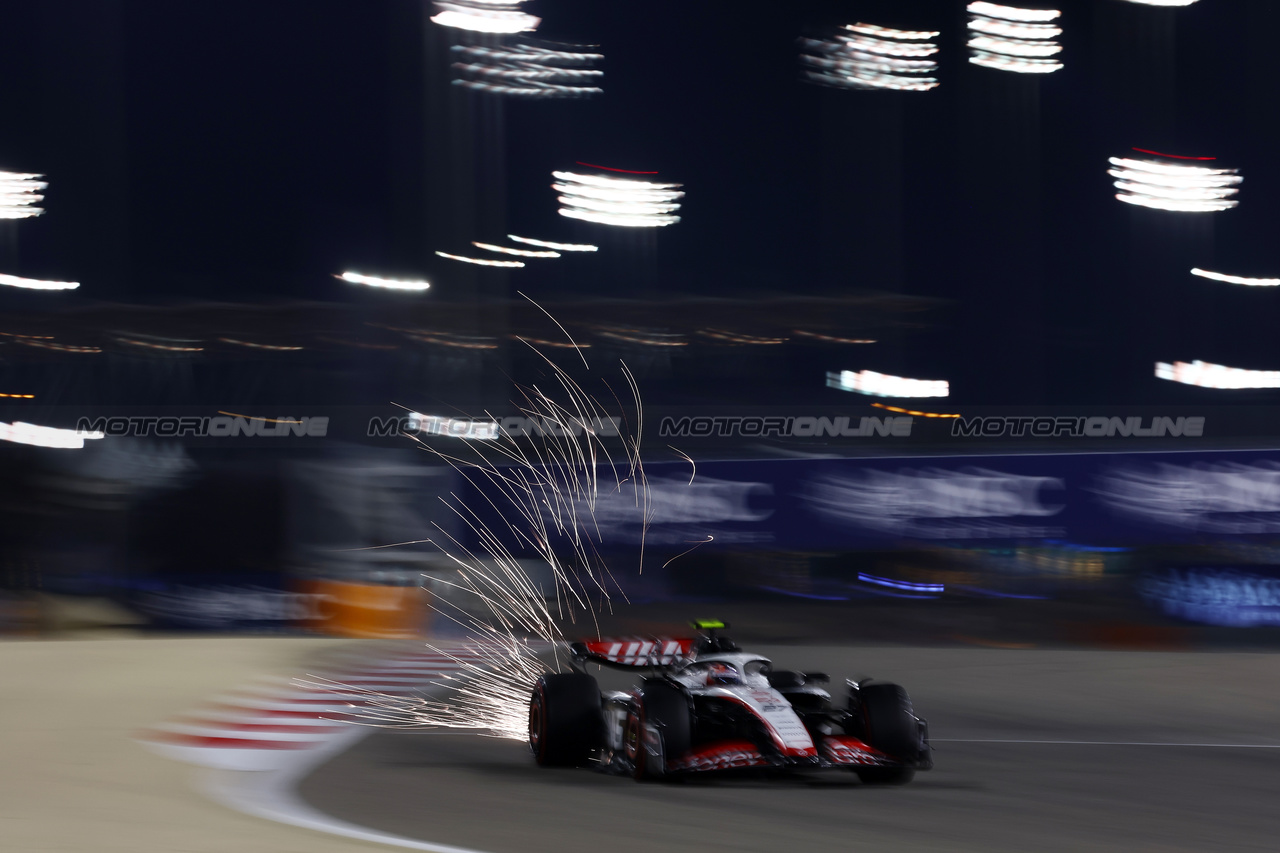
[299,647,1280,853]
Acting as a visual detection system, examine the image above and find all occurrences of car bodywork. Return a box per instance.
[536,630,932,780]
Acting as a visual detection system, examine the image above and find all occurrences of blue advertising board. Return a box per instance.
[1138,566,1280,628]
[457,448,1280,553]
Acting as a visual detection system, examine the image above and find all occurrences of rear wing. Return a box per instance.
[569,637,695,669]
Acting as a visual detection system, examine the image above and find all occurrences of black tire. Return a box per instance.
[627,680,691,780]
[848,682,919,785]
[855,766,916,785]
[529,672,603,767]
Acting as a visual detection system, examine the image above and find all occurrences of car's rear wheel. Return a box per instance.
[626,681,691,781]
[529,672,603,767]
[849,682,918,785]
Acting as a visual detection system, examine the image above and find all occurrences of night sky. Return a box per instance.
[2,0,1279,403]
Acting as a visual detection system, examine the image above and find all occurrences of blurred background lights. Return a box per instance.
[0,273,79,291]
[1121,0,1198,5]
[115,335,203,353]
[1156,360,1280,389]
[1109,155,1241,212]
[967,3,1063,74]
[871,402,961,419]
[697,329,788,345]
[826,369,950,398]
[968,1,1060,21]
[508,234,597,252]
[0,421,104,450]
[218,338,304,351]
[472,241,559,258]
[18,339,100,353]
[553,170,683,228]
[594,326,686,347]
[799,23,940,92]
[430,1,539,34]
[451,43,603,98]
[338,272,430,291]
[793,329,876,344]
[406,412,501,440]
[1191,268,1279,287]
[0,171,47,219]
[435,251,525,268]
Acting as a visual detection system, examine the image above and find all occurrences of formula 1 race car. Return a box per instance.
[528,621,931,783]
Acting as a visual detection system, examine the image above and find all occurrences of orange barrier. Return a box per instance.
[294,580,428,639]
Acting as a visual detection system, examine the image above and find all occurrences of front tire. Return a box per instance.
[626,680,691,780]
[855,766,916,785]
[529,672,603,767]
[848,682,920,785]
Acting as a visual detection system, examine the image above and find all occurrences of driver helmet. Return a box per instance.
[704,661,741,686]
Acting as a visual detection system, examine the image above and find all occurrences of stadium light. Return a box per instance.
[430,1,539,34]
[472,241,560,258]
[1110,155,1240,212]
[1156,360,1280,389]
[436,251,525,268]
[553,170,683,228]
[967,2,1063,73]
[0,172,47,219]
[0,273,79,291]
[1190,268,1279,287]
[0,421,103,449]
[826,369,950,398]
[338,272,431,291]
[508,234,598,252]
[407,412,501,440]
[451,43,603,98]
[799,23,940,92]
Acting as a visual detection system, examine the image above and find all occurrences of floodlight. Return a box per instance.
[553,170,683,228]
[826,369,949,398]
[800,24,940,92]
[1156,360,1280,389]
[1110,155,1240,212]
[967,3,1063,73]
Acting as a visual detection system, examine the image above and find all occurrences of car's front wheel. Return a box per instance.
[848,682,919,785]
[625,681,691,780]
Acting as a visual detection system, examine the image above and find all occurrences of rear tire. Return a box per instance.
[848,682,919,785]
[627,681,691,780]
[529,672,603,767]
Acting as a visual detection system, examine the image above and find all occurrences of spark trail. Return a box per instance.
[311,336,676,740]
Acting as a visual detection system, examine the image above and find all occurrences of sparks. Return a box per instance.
[324,324,668,739]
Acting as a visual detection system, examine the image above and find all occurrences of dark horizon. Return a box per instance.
[2,1,1279,405]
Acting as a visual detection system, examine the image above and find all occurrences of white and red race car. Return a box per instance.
[528,622,932,784]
